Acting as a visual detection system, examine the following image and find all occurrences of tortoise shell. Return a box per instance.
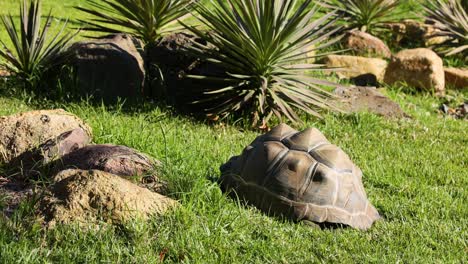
[220,124,380,230]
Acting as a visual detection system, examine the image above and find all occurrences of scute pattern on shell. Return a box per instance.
[220,124,380,230]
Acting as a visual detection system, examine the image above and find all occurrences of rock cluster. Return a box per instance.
[0,110,176,226]
[325,31,467,94]
[70,31,466,105]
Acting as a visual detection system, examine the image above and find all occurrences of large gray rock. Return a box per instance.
[70,34,145,101]
[384,48,445,94]
[343,30,391,58]
[39,169,178,226]
[0,110,92,165]
[323,55,388,86]
[334,86,408,118]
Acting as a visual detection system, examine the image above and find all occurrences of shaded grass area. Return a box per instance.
[0,84,466,263]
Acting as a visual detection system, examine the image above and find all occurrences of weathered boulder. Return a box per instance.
[385,20,448,47]
[54,144,158,178]
[444,68,468,90]
[334,86,408,118]
[384,48,445,94]
[69,34,145,101]
[7,128,91,179]
[0,110,92,165]
[323,55,388,86]
[39,169,178,226]
[343,30,391,58]
[147,32,224,103]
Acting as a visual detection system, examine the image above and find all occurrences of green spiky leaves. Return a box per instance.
[182,0,342,127]
[77,0,196,45]
[423,0,468,57]
[0,0,76,90]
[322,0,403,34]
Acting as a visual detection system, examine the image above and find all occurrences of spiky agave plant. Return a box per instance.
[423,0,468,57]
[0,0,76,91]
[76,0,195,45]
[182,0,342,127]
[322,0,403,34]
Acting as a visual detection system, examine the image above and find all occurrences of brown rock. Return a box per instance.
[343,30,391,58]
[384,48,445,94]
[54,144,158,178]
[0,68,10,77]
[385,20,448,47]
[0,110,92,165]
[444,68,468,90]
[39,169,178,226]
[333,86,408,118]
[7,128,91,179]
[70,34,145,101]
[323,55,388,86]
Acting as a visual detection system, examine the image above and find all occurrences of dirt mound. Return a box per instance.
[39,169,178,226]
[0,110,92,165]
[334,86,409,118]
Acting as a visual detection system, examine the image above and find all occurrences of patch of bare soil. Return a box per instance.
[0,175,34,217]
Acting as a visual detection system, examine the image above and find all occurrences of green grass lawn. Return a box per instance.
[0,86,467,263]
[0,0,467,263]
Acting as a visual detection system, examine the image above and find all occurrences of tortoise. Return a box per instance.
[219,124,380,230]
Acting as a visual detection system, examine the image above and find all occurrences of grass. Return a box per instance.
[0,0,467,263]
[0,84,467,263]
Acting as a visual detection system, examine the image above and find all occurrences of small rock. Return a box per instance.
[323,55,388,86]
[39,169,178,226]
[439,103,468,119]
[444,68,468,90]
[333,86,408,118]
[384,48,445,94]
[0,110,92,165]
[0,68,10,77]
[69,34,145,101]
[343,30,391,58]
[54,144,159,178]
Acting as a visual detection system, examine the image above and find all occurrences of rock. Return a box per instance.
[0,68,10,77]
[444,68,468,90]
[0,110,92,165]
[333,86,408,118]
[323,55,388,86]
[384,48,445,94]
[385,20,448,47]
[343,30,391,58]
[147,32,225,102]
[7,128,91,179]
[39,169,178,226]
[54,144,159,178]
[69,34,145,101]
[438,103,467,119]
